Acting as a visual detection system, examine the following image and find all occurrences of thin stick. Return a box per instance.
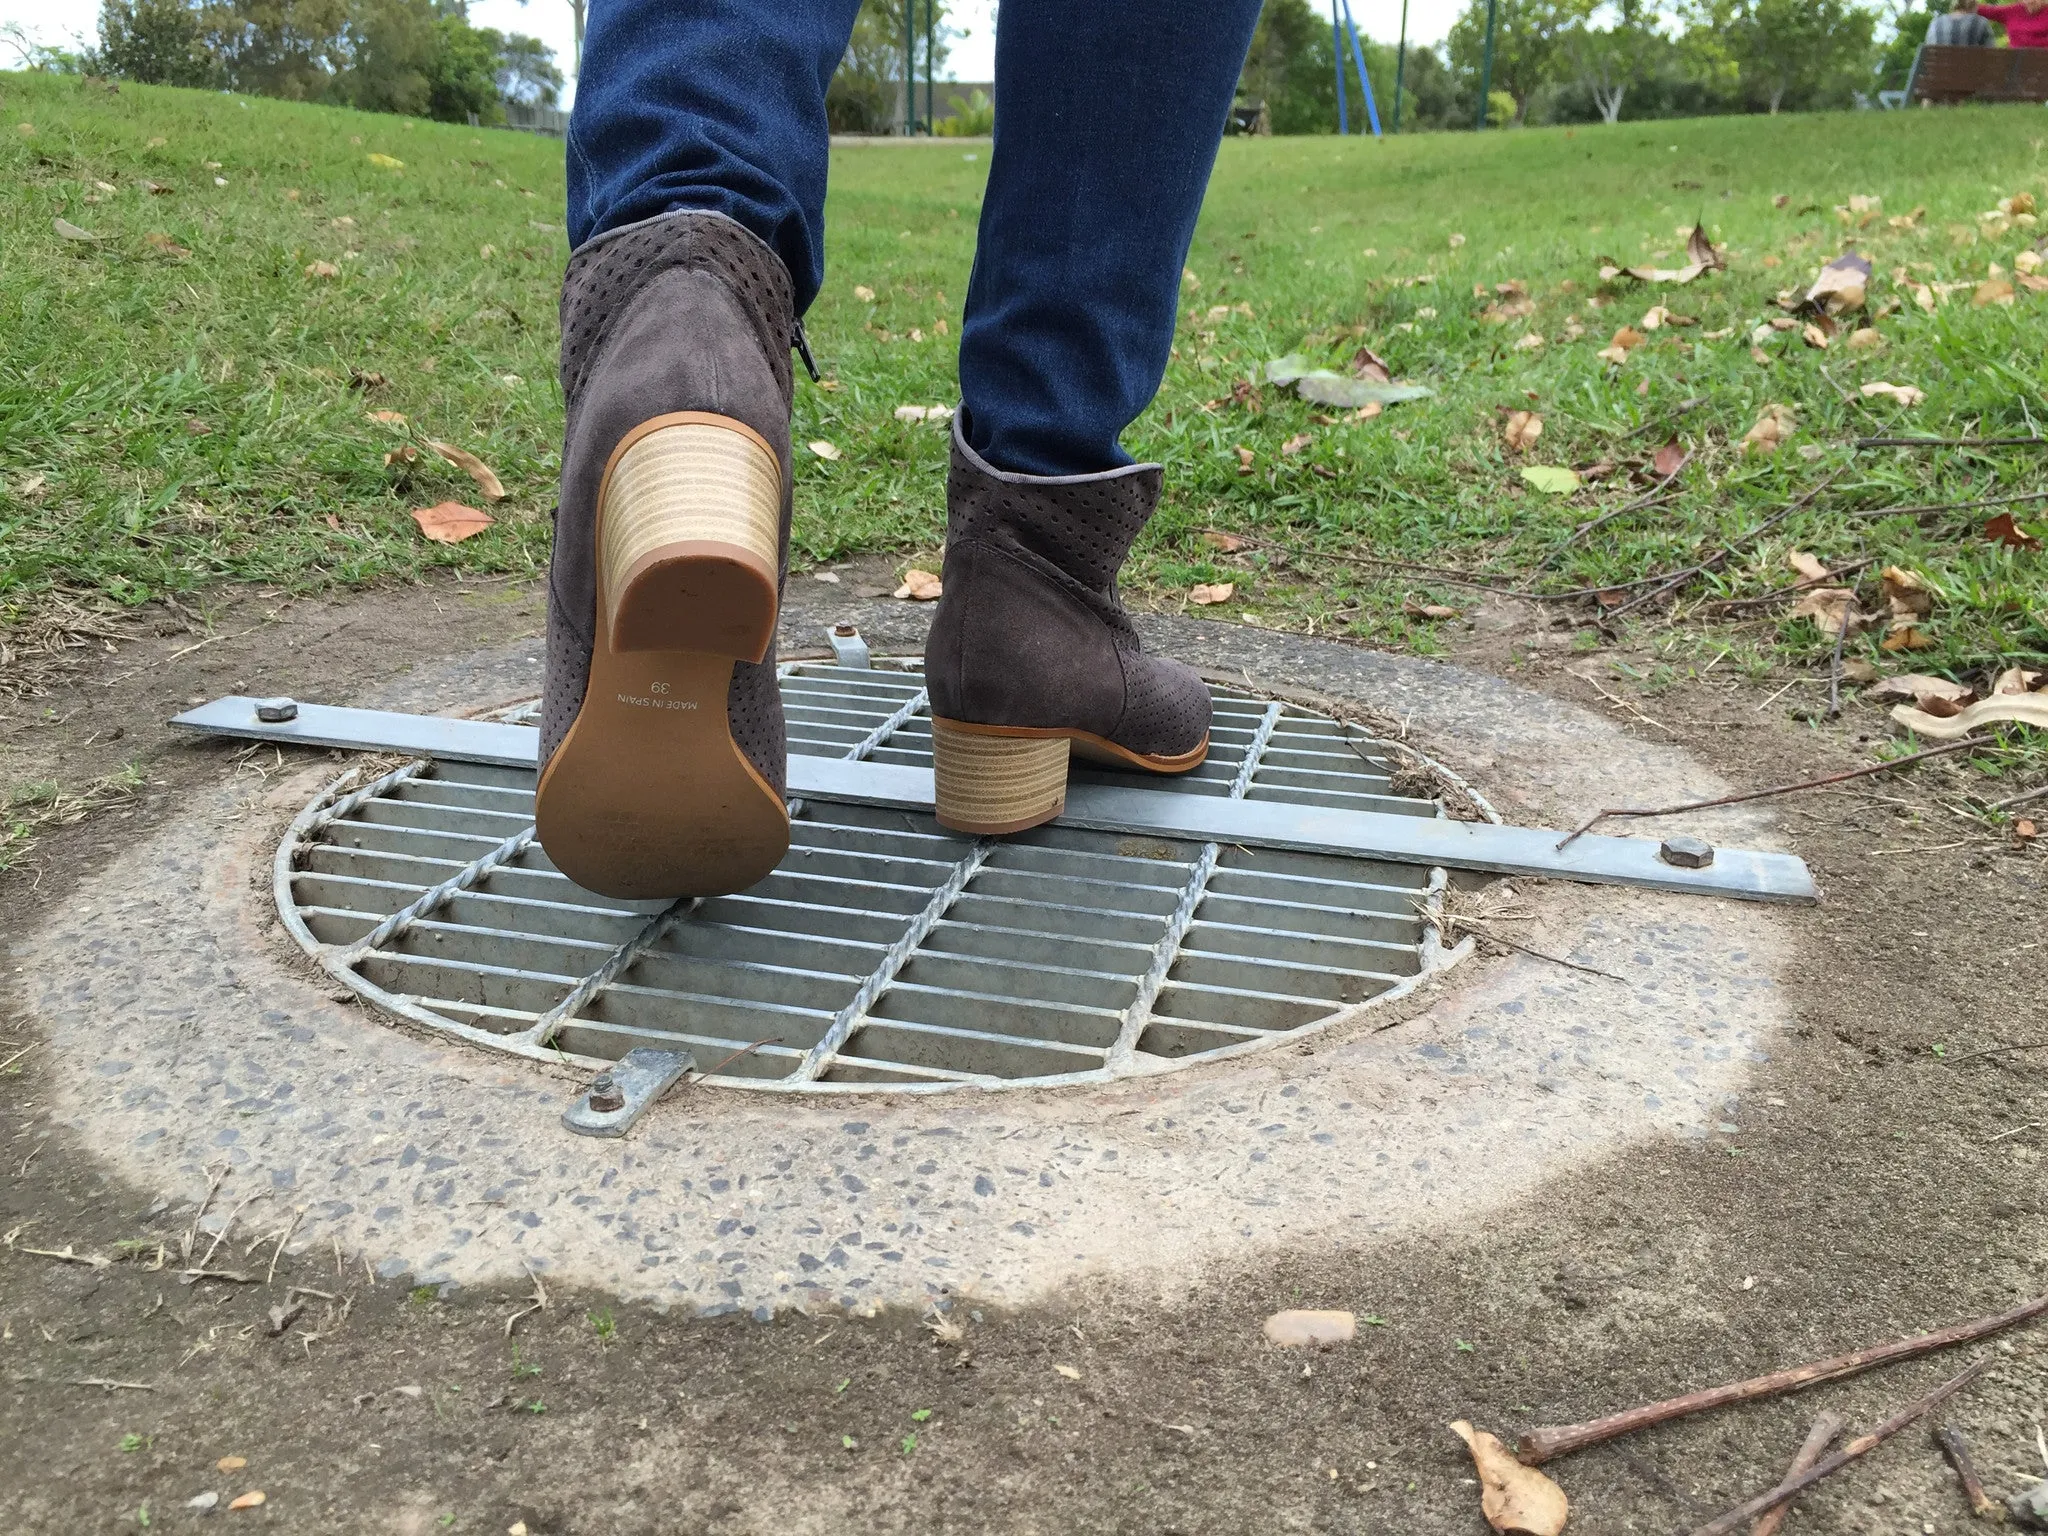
[1451,920,1626,982]
[1857,435,2048,449]
[690,1036,785,1081]
[70,1377,156,1391]
[0,1043,36,1073]
[1545,452,1693,563]
[1516,1296,2039,1466]
[1936,1422,2005,1521]
[1825,615,1849,719]
[1553,736,1993,851]
[1943,1040,2048,1065]
[1848,487,2048,521]
[1704,556,1881,613]
[266,1208,302,1286]
[1751,1411,1844,1536]
[1987,782,2048,812]
[1601,470,1842,626]
[1685,1359,1992,1536]
[195,1190,266,1272]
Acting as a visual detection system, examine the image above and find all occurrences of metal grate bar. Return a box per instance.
[516,899,696,1050]
[790,839,992,1081]
[1108,701,1282,1068]
[334,827,534,965]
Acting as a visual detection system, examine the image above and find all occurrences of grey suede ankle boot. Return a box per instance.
[923,417,1212,834]
[536,211,796,899]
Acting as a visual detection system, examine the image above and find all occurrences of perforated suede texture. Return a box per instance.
[542,210,795,793]
[926,423,1212,759]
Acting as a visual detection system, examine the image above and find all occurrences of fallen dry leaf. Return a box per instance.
[1785,550,1831,582]
[1860,381,1925,406]
[1053,1364,1082,1380]
[1450,1421,1569,1536]
[1610,326,1646,351]
[853,284,875,302]
[227,1491,266,1510]
[142,231,191,258]
[1867,673,1973,706]
[383,445,419,468]
[304,260,339,279]
[1349,346,1393,383]
[1975,277,2016,307]
[894,569,942,601]
[1652,439,1688,478]
[216,1456,247,1472]
[1992,666,2044,696]
[185,417,211,436]
[1402,599,1460,621]
[1502,411,1543,453]
[1189,582,1236,606]
[2018,819,2039,843]
[1686,222,1725,272]
[1235,445,1255,474]
[426,440,505,501]
[1804,250,1871,314]
[1280,432,1313,456]
[1201,530,1247,553]
[807,439,842,461]
[53,217,101,241]
[1984,512,2043,550]
[1846,327,1885,351]
[411,502,492,544]
[1801,323,1831,350]
[1595,344,1630,366]
[1882,565,1936,620]
[1743,404,1796,453]
[366,152,404,169]
[1789,586,1862,638]
[892,403,954,424]
[1515,332,1545,350]
[1894,693,2048,740]
[1262,1309,1356,1348]
[367,410,407,426]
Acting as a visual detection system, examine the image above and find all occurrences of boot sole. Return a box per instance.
[535,412,789,899]
[929,718,1210,836]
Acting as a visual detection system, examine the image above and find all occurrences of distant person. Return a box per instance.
[533,3,1253,900]
[1979,0,2048,45]
[1927,0,1995,44]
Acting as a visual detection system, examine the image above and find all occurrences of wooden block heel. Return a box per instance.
[931,719,1073,835]
[536,413,789,900]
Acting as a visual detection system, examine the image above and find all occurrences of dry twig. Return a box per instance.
[1599,470,1842,626]
[1936,1422,2006,1522]
[1685,1360,1992,1536]
[1751,1412,1844,1536]
[1554,736,1994,851]
[1517,1293,2047,1465]
[71,1377,156,1391]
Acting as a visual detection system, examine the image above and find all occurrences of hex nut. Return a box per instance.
[254,697,299,723]
[587,1072,625,1114]
[1659,835,1715,869]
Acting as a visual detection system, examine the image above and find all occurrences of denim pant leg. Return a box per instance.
[960,0,1266,477]
[565,0,862,311]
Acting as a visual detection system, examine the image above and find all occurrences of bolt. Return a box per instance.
[587,1071,624,1113]
[832,622,857,637]
[254,697,299,723]
[1659,834,1715,869]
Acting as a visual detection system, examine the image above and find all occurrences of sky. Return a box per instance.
[2,0,1465,110]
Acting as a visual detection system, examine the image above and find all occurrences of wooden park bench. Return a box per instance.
[1879,43,2048,107]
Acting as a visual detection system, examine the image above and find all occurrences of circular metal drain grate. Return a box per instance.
[277,663,1466,1092]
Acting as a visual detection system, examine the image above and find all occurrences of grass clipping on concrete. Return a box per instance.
[0,72,2042,734]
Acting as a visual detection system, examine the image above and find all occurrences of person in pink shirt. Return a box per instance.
[1979,0,2048,46]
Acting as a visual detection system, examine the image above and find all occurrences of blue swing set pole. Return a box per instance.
[1331,0,1350,134]
[1342,0,1382,136]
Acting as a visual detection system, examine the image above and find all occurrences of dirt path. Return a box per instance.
[3,586,2046,1535]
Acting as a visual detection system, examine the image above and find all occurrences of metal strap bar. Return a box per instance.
[789,840,993,1083]
[174,697,1817,903]
[334,826,535,965]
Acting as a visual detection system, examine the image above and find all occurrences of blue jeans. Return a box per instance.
[567,0,1264,478]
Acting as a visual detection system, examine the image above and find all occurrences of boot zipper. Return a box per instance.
[792,319,822,384]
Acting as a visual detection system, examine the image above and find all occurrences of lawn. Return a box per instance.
[1,71,2043,744]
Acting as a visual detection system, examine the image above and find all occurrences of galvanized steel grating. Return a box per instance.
[276,664,1463,1092]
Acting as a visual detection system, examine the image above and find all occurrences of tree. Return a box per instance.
[94,0,218,84]
[1689,0,1877,111]
[827,0,953,134]
[493,28,561,106]
[199,0,352,101]
[1562,0,1665,121]
[1876,0,1938,89]
[1446,0,1589,122]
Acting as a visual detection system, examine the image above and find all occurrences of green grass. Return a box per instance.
[2,71,2044,707]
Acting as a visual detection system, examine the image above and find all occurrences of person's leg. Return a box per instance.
[925,0,1263,835]
[538,2,857,899]
[566,0,863,311]
[958,0,1266,476]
